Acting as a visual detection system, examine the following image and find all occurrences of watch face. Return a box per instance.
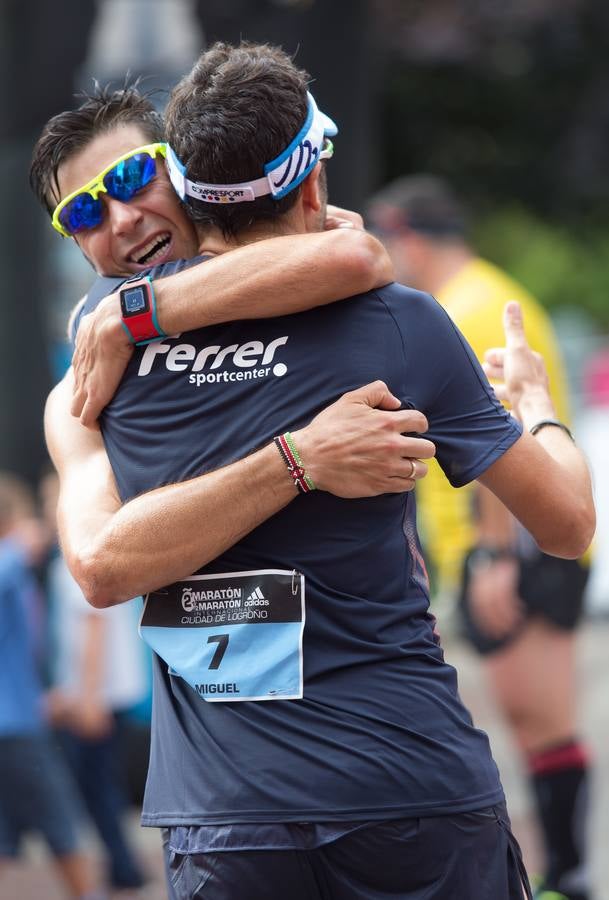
[122,285,148,316]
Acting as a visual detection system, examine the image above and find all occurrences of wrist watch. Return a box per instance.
[119,275,166,345]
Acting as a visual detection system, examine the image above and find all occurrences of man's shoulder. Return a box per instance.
[367,282,450,328]
[362,281,437,310]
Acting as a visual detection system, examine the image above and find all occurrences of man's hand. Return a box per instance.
[324,204,364,231]
[294,381,435,498]
[71,697,114,740]
[71,293,134,427]
[482,301,553,422]
[45,689,113,739]
[467,557,525,640]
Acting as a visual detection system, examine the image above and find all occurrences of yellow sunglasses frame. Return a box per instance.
[51,142,168,237]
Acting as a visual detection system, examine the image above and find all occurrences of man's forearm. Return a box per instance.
[73,444,296,609]
[48,375,298,608]
[480,303,595,558]
[50,375,432,609]
[73,228,393,425]
[98,229,391,350]
[155,229,392,332]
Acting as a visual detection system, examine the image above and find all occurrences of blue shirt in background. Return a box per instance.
[0,539,44,736]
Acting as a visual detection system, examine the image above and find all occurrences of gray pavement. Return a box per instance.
[2,617,608,900]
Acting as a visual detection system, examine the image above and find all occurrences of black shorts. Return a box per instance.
[164,803,531,900]
[0,734,84,858]
[458,550,589,656]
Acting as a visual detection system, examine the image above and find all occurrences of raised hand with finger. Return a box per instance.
[483,301,553,423]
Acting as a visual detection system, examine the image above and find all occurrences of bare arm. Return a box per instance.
[72,227,393,425]
[477,302,594,559]
[72,614,113,739]
[46,372,434,609]
[464,485,524,639]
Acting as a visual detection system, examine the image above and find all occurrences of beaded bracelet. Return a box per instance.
[274,432,316,494]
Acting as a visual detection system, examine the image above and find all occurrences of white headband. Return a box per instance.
[166,92,338,205]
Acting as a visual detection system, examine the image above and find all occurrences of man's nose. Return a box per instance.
[104,195,143,234]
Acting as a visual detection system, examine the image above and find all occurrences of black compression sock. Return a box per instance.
[527,739,590,900]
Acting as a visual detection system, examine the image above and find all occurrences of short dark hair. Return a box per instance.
[30,81,165,217]
[165,42,313,238]
[368,175,469,239]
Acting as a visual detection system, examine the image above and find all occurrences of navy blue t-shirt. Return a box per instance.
[81,260,522,826]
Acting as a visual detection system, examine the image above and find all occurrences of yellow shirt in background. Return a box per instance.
[416,257,570,595]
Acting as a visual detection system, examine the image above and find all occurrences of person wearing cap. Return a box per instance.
[368,174,591,900]
[31,77,437,589]
[44,42,594,900]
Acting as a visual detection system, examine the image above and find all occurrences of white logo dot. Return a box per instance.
[273,363,287,377]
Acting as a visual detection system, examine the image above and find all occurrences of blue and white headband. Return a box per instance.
[165,92,337,205]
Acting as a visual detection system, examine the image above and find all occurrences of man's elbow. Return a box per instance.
[536,501,596,559]
[336,230,393,292]
[69,545,120,609]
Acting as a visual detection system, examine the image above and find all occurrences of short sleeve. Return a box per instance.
[377,285,522,487]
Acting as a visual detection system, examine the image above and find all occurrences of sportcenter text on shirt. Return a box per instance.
[137,335,289,386]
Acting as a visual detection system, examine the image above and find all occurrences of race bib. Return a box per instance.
[140,569,305,702]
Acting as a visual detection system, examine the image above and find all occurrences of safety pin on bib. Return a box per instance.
[292,570,300,596]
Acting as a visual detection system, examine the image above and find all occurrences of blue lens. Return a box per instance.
[58,152,158,235]
[59,192,103,234]
[103,153,156,201]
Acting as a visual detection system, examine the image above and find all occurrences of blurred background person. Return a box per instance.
[40,470,149,897]
[367,175,591,900]
[0,471,102,900]
[578,350,609,618]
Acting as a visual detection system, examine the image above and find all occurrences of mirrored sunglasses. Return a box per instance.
[52,142,167,237]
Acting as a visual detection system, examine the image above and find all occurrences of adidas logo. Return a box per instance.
[244,586,269,607]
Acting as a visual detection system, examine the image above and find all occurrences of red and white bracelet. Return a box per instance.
[274,432,316,494]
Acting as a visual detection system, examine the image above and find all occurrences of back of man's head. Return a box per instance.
[165,41,314,238]
[30,81,164,216]
[368,175,469,242]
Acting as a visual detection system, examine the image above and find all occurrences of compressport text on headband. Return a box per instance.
[165,92,338,205]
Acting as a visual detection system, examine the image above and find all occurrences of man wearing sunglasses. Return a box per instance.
[32,85,407,427]
[38,42,594,900]
[32,81,436,595]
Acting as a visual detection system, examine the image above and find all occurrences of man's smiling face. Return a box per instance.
[54,123,198,276]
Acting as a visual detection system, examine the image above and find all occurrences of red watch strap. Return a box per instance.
[119,277,166,345]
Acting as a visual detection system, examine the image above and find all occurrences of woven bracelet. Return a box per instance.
[274,432,316,494]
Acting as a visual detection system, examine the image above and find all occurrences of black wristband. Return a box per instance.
[467,546,518,573]
[530,419,575,443]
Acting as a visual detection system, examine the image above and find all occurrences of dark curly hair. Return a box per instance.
[30,80,165,216]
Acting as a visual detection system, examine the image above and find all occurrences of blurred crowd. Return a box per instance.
[0,469,151,899]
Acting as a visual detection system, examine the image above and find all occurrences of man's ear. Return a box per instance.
[301,164,323,213]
